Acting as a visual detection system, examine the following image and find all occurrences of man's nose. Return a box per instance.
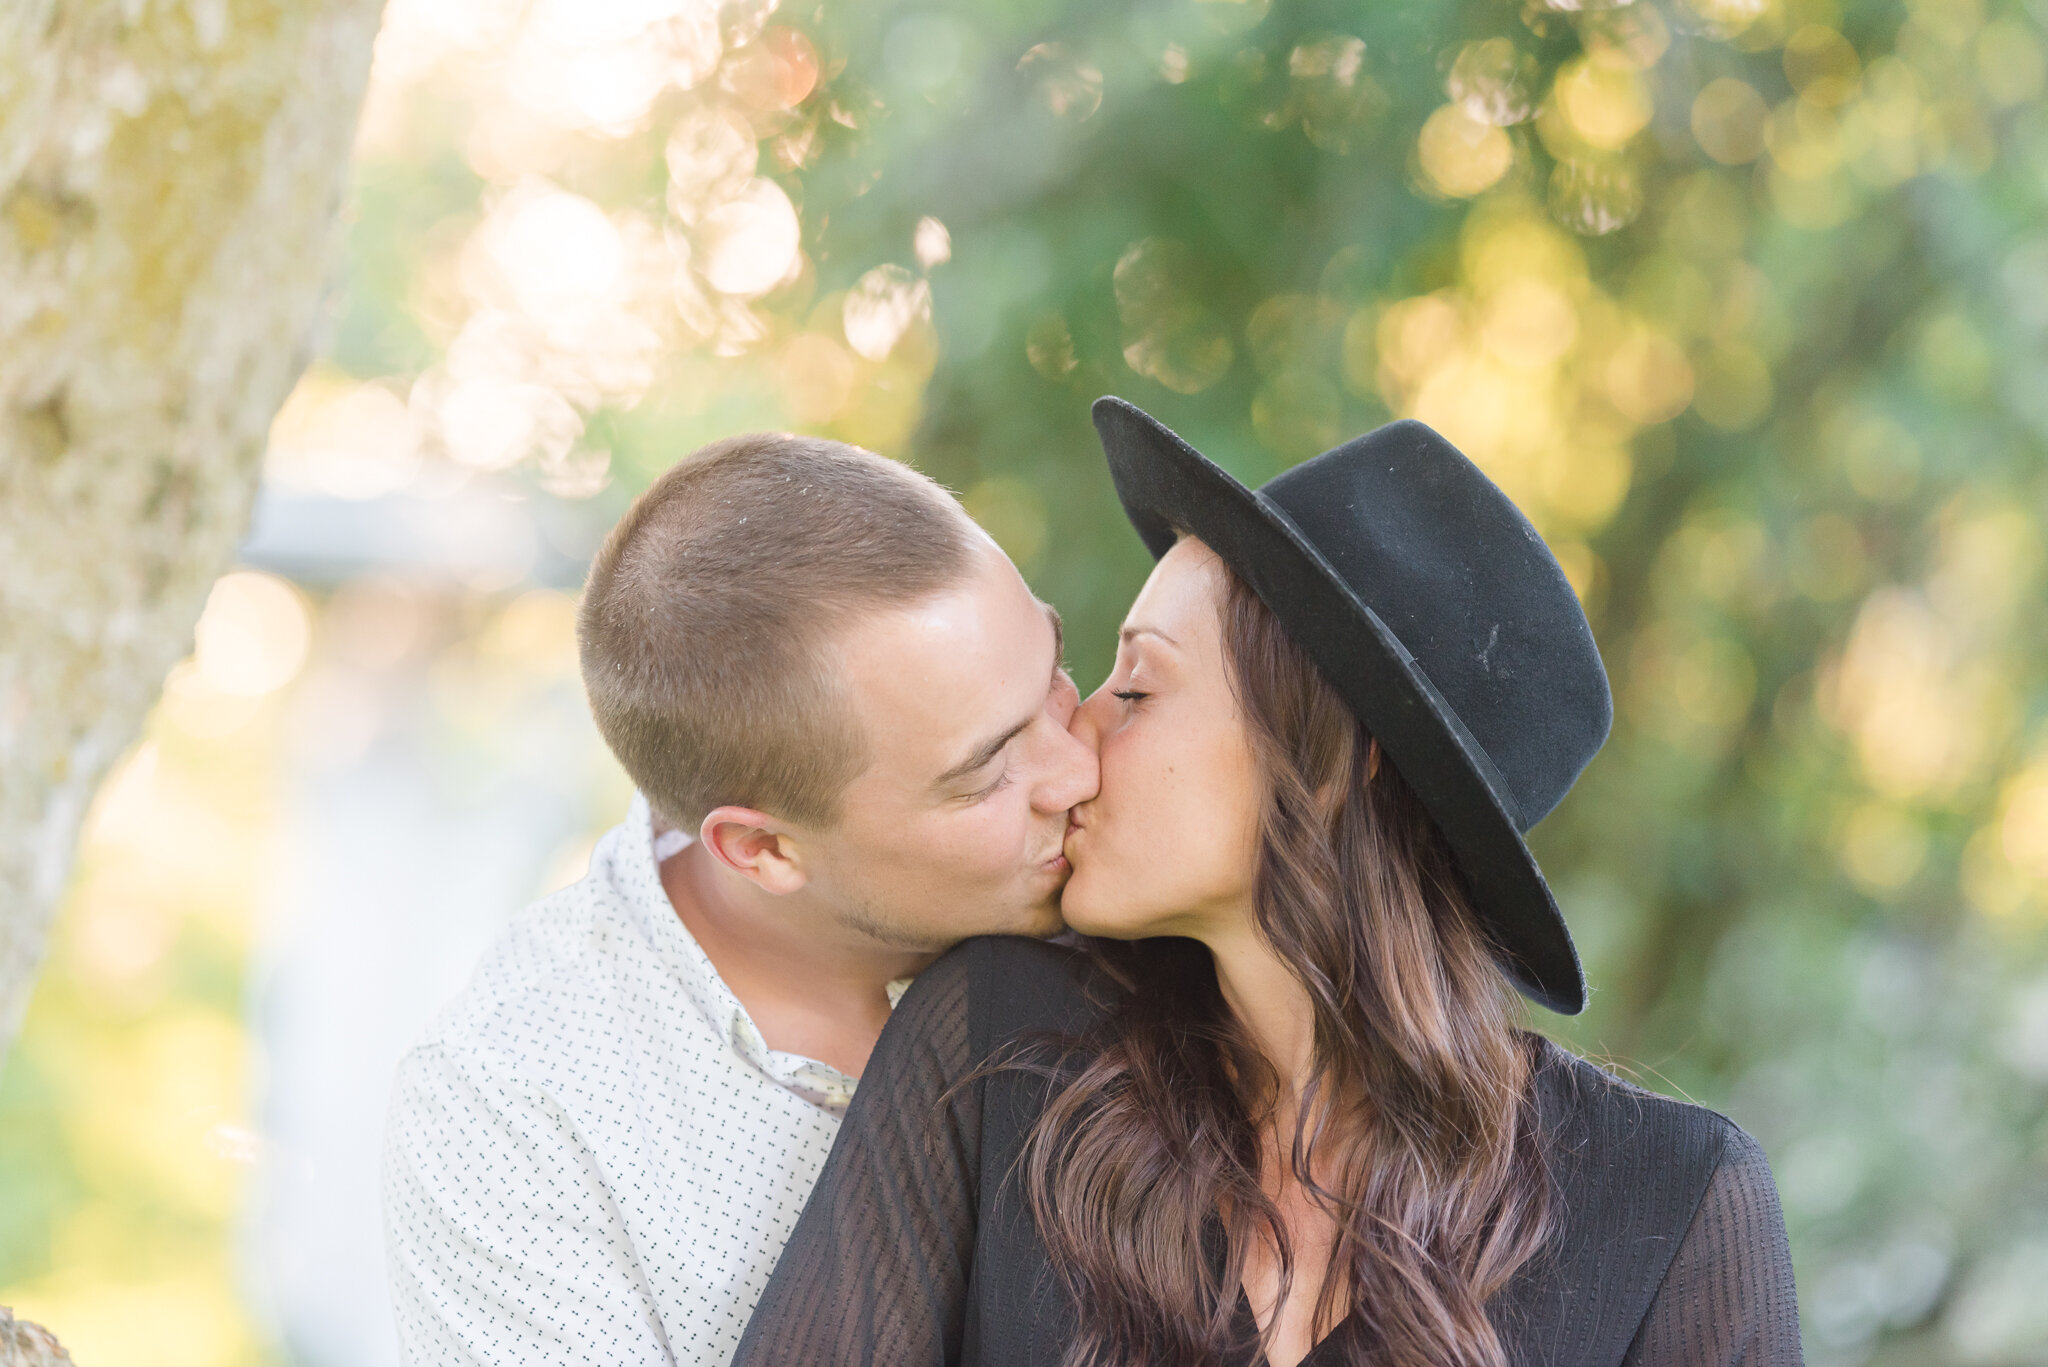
[1047,669,1080,727]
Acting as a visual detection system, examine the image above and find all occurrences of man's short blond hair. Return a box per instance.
[578,433,978,830]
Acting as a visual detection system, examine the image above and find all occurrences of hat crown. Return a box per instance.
[1257,420,1610,830]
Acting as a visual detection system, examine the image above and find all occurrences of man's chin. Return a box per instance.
[911,901,1067,951]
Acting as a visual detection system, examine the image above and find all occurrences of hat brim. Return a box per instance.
[1092,397,1585,1016]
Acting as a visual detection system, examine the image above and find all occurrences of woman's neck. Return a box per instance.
[1202,918,1317,1103]
[1201,917,1353,1366]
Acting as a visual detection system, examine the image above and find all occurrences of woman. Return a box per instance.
[732,399,1800,1367]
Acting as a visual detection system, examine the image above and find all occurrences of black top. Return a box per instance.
[733,937,1803,1367]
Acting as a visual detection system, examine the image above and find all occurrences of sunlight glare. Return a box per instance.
[194,573,312,700]
[698,178,802,296]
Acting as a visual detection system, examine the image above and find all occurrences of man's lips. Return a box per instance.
[1055,816,1084,871]
[1042,832,1073,870]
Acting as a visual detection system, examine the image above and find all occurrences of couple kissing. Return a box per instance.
[383,397,1800,1367]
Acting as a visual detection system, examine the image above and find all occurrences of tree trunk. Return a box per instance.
[0,0,384,1055]
[0,1305,72,1365]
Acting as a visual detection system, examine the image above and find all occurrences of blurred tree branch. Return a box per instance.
[0,0,382,1060]
[0,1306,70,1365]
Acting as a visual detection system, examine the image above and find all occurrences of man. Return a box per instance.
[382,433,1097,1364]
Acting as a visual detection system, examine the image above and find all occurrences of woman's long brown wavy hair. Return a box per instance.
[1013,559,1555,1367]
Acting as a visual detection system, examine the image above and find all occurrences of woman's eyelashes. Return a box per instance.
[1111,689,1150,704]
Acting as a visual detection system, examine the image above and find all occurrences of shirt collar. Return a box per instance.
[618,793,910,1115]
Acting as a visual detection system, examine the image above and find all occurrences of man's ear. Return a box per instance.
[698,806,809,895]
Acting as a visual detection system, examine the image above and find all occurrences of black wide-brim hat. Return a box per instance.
[1092,397,1611,1015]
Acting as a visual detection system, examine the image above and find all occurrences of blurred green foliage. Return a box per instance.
[0,676,282,1365]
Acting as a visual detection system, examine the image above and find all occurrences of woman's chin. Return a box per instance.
[1064,914,1145,941]
[1055,873,1111,937]
[1056,870,1155,940]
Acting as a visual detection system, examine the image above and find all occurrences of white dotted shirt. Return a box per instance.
[381,793,908,1365]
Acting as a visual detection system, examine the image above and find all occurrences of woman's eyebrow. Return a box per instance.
[1118,624,1179,647]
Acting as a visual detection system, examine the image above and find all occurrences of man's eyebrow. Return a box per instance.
[1043,600,1065,670]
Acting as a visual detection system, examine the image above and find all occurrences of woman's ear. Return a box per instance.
[698,806,809,895]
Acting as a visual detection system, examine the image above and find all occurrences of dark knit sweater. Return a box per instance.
[734,935,1801,1367]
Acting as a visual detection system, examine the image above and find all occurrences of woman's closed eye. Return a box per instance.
[1111,689,1149,703]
